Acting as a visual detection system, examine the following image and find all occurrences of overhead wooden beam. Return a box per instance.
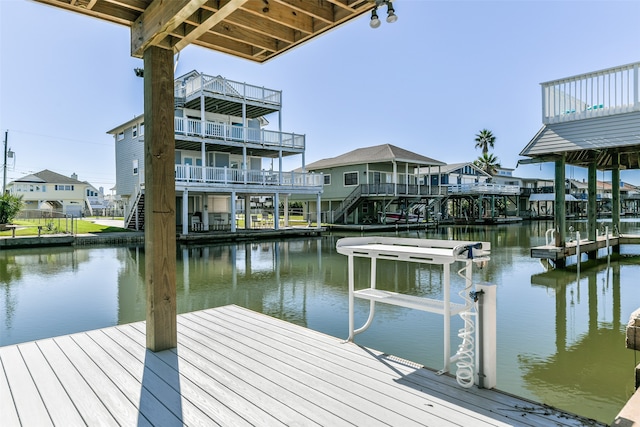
[131,0,209,58]
[173,0,249,53]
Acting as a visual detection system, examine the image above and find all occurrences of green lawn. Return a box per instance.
[0,218,129,237]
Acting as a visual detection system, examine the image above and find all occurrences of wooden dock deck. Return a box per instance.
[531,234,640,261]
[1,305,604,426]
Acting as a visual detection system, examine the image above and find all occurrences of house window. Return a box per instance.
[132,125,138,138]
[139,122,144,136]
[55,185,74,191]
[344,172,358,186]
[323,175,331,185]
[133,159,139,175]
[117,131,124,141]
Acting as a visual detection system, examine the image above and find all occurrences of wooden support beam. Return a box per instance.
[587,162,597,247]
[131,0,208,58]
[143,46,177,351]
[173,0,249,54]
[612,152,621,236]
[554,157,566,250]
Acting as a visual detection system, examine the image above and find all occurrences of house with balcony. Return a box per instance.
[108,71,323,233]
[419,163,521,222]
[295,144,445,224]
[7,169,105,218]
[519,61,640,245]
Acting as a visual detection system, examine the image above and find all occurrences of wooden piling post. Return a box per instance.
[143,45,177,351]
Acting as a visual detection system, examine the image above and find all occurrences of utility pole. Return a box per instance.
[2,130,7,194]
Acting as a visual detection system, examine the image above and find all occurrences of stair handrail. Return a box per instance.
[124,185,143,229]
[332,185,363,223]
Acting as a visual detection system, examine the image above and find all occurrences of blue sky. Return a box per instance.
[1,0,639,192]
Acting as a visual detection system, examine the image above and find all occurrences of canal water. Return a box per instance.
[1,220,639,423]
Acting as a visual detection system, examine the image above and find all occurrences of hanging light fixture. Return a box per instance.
[369,1,397,29]
[370,8,381,28]
[386,2,398,23]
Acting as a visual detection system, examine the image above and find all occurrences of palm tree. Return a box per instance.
[474,152,501,176]
[474,129,496,155]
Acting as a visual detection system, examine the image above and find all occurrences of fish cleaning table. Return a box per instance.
[336,236,491,375]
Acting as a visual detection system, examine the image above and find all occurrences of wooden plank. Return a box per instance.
[0,345,53,426]
[35,338,119,426]
[182,310,490,426]
[127,321,388,426]
[196,308,510,425]
[168,321,334,426]
[52,335,141,425]
[160,330,322,426]
[110,324,254,426]
[16,342,85,426]
[89,328,221,426]
[70,332,183,427]
[215,305,592,427]
[0,351,29,426]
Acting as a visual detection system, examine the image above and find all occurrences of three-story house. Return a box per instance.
[108,70,323,234]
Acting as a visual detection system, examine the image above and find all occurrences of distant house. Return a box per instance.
[420,162,491,188]
[7,170,106,217]
[295,144,445,224]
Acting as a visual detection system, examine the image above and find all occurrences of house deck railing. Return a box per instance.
[174,165,323,189]
[175,117,304,150]
[176,74,281,106]
[448,183,520,195]
[542,61,640,124]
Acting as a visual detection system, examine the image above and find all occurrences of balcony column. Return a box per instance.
[242,146,247,184]
[274,193,281,230]
[182,188,189,235]
[143,45,177,352]
[200,92,205,138]
[230,191,237,232]
[393,161,397,196]
[244,195,250,229]
[203,199,209,231]
[316,193,321,229]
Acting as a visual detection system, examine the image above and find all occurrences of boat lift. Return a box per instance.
[337,236,496,388]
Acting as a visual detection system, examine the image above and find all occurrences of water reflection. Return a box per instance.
[521,261,638,420]
[1,221,640,424]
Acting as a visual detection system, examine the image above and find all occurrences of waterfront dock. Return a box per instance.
[1,305,603,426]
[531,234,640,264]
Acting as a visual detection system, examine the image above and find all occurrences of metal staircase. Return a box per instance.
[332,186,363,224]
[125,191,145,231]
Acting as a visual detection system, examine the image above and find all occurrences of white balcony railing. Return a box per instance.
[175,74,281,106]
[174,165,323,189]
[542,62,640,124]
[174,117,304,150]
[448,183,520,195]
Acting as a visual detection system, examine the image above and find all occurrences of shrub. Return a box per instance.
[0,193,23,224]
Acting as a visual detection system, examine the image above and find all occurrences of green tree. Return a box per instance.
[0,193,23,224]
[474,152,501,176]
[474,129,496,155]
